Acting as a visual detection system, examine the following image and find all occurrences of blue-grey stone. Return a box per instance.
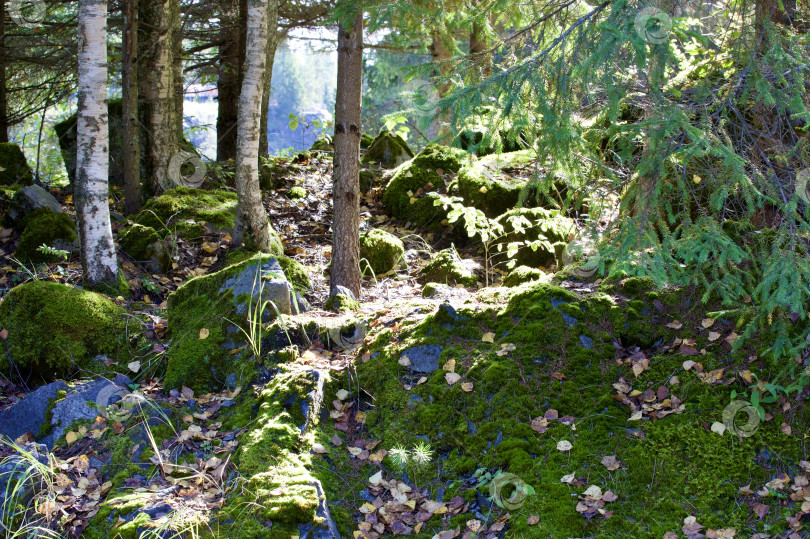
[580,335,594,349]
[561,313,578,327]
[401,344,442,373]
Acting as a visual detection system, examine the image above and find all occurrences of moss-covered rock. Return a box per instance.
[361,130,414,168]
[0,281,127,380]
[417,249,479,286]
[456,151,534,218]
[382,144,474,218]
[503,265,548,287]
[0,143,33,186]
[359,169,375,194]
[495,207,575,267]
[215,366,341,537]
[14,208,78,263]
[131,186,282,252]
[288,185,307,199]
[324,293,360,312]
[118,224,171,273]
[359,228,404,275]
[164,254,305,391]
[277,255,310,292]
[8,184,63,225]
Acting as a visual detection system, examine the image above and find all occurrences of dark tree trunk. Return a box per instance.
[258,12,280,157]
[755,0,795,51]
[216,0,241,161]
[0,0,8,143]
[123,0,141,214]
[330,7,363,297]
[139,0,180,193]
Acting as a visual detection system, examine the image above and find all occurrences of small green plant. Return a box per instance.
[434,195,557,285]
[387,440,434,484]
[730,368,810,420]
[141,278,161,295]
[36,244,69,261]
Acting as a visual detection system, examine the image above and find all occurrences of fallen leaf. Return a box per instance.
[711,422,726,436]
[527,515,540,525]
[557,440,573,451]
[199,328,210,339]
[601,455,622,471]
[482,332,495,343]
[445,372,461,385]
[336,389,349,401]
[701,318,715,329]
[461,382,474,392]
[127,360,141,373]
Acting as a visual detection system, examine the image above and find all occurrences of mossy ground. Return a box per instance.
[418,248,479,286]
[307,282,809,537]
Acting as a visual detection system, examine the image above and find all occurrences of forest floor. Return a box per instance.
[0,151,808,539]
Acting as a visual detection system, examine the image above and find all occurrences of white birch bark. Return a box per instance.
[76,0,119,284]
[233,0,273,250]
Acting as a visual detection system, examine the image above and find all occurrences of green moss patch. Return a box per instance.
[417,248,479,286]
[118,223,171,273]
[359,228,404,275]
[14,208,77,263]
[0,281,128,380]
[382,144,473,218]
[495,207,575,268]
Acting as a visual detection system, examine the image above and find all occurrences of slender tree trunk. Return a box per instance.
[139,0,179,193]
[216,0,241,161]
[755,0,795,51]
[0,0,8,143]
[470,20,490,77]
[258,10,281,157]
[77,0,119,284]
[330,7,363,297]
[123,0,141,214]
[171,0,183,136]
[232,0,273,250]
[427,31,451,142]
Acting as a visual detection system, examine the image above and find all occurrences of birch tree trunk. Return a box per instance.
[330,7,363,297]
[233,0,273,250]
[122,0,141,214]
[139,0,179,193]
[76,0,119,284]
[258,6,281,157]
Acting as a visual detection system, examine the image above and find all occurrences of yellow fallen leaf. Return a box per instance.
[701,318,715,329]
[708,332,721,342]
[461,382,474,392]
[199,328,210,339]
[445,372,462,385]
[127,360,141,373]
[443,359,456,372]
[482,332,495,343]
[65,431,79,444]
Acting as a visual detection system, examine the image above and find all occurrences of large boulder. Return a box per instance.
[164,254,309,391]
[382,144,474,218]
[359,228,404,275]
[118,223,172,273]
[8,184,62,224]
[361,130,414,168]
[494,207,575,267]
[0,143,34,186]
[14,208,78,263]
[131,186,283,251]
[0,282,128,381]
[417,248,479,286]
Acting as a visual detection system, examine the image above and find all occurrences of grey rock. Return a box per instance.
[42,377,133,448]
[400,344,443,373]
[220,257,295,316]
[330,285,356,302]
[407,394,424,408]
[579,335,593,349]
[0,442,49,508]
[362,131,414,168]
[0,380,69,443]
[9,184,62,223]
